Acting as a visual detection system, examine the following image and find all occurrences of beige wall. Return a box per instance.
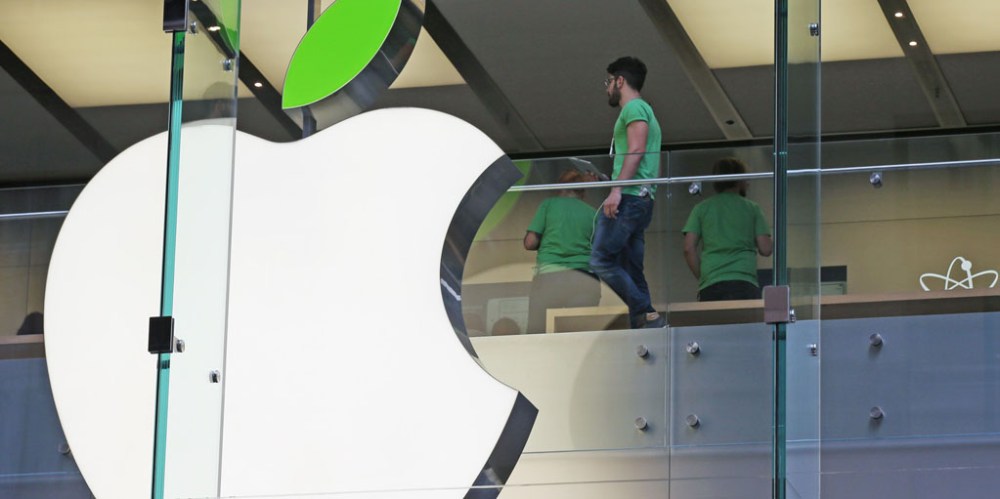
[822,167,1000,294]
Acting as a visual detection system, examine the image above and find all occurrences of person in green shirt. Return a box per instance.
[523,170,601,333]
[590,56,665,329]
[682,158,773,301]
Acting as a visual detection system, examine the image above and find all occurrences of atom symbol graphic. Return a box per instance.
[919,256,999,291]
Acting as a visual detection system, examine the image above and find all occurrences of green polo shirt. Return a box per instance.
[683,192,771,290]
[612,98,662,196]
[527,197,597,274]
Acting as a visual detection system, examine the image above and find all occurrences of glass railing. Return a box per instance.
[464,150,776,336]
[465,145,1000,336]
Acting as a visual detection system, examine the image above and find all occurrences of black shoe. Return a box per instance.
[642,312,666,328]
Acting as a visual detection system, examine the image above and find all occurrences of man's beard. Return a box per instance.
[607,87,621,107]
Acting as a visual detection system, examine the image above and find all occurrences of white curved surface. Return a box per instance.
[45,108,527,498]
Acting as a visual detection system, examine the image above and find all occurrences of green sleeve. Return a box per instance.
[682,203,702,234]
[754,205,770,236]
[527,199,548,234]
[622,100,651,125]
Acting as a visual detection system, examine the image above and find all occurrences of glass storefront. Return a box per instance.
[3,1,1000,498]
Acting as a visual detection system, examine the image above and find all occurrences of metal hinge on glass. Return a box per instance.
[763,285,795,324]
[148,316,177,354]
[163,0,191,33]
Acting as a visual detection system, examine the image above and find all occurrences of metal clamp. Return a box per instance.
[163,0,191,33]
[148,316,176,354]
[763,285,792,324]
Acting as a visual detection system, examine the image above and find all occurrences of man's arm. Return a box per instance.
[524,231,541,251]
[756,235,773,257]
[603,120,649,218]
[683,232,701,279]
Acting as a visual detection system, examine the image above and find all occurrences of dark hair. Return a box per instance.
[606,56,647,91]
[712,157,749,193]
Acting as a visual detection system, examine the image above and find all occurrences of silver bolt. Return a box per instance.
[222,58,234,72]
[809,23,820,37]
[635,417,649,431]
[870,406,885,421]
[808,344,818,356]
[870,172,883,188]
[58,442,71,455]
[685,414,701,428]
[688,182,702,196]
[175,338,185,353]
[869,333,884,348]
[209,370,222,383]
[789,309,797,323]
[636,344,650,359]
[189,21,199,34]
[686,341,700,356]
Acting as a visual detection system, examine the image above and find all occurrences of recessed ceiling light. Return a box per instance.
[908,40,918,47]
[894,12,904,18]
[208,25,221,32]
[253,82,264,88]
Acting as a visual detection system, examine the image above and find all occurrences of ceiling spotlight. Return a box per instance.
[253,82,264,88]
[208,25,221,32]
[908,40,918,47]
[894,12,904,18]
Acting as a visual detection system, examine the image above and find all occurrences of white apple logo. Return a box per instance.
[44,108,536,498]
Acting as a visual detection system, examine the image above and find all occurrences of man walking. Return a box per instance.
[590,56,665,329]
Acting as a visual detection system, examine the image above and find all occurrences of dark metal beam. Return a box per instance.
[0,40,118,164]
[301,0,322,137]
[876,0,966,128]
[189,1,302,140]
[638,0,754,140]
[424,1,544,151]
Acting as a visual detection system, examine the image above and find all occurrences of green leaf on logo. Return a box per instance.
[282,0,401,110]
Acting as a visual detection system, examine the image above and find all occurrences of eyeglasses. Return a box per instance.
[603,75,619,88]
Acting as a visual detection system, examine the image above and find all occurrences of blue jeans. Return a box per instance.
[590,194,655,328]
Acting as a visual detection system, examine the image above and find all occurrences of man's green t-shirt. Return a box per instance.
[612,98,662,197]
[682,192,770,290]
[527,197,597,274]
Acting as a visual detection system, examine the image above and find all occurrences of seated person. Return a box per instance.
[523,171,601,333]
[683,158,773,301]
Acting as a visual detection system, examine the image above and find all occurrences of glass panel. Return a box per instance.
[821,162,1000,297]
[462,149,779,497]
[0,358,90,497]
[670,323,773,498]
[0,187,78,499]
[160,2,241,498]
[179,477,675,499]
[783,0,822,497]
